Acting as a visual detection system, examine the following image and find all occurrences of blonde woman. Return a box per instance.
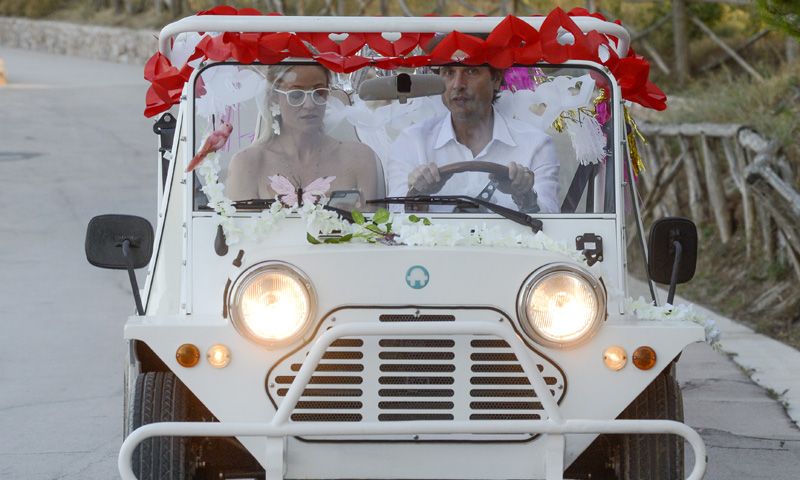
[227,64,383,208]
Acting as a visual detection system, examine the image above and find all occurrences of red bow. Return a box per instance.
[485,15,542,68]
[144,52,191,117]
[612,56,667,110]
[428,31,486,65]
[366,32,422,57]
[540,7,594,64]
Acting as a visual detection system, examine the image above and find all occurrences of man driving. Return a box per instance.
[387,64,560,213]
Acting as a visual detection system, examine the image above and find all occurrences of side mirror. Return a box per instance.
[358,73,445,104]
[85,214,154,270]
[648,217,698,304]
[86,215,154,316]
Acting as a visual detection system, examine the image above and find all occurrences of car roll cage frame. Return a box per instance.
[157,16,631,62]
[119,320,707,480]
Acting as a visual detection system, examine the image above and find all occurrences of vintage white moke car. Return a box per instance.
[86,9,709,480]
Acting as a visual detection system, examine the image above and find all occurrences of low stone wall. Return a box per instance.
[0,17,157,65]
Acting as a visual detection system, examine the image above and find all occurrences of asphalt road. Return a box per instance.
[1,47,798,480]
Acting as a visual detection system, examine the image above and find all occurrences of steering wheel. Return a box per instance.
[406,160,511,196]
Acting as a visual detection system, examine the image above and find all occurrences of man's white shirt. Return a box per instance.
[387,109,560,213]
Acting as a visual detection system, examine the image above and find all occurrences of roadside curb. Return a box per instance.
[676,294,800,427]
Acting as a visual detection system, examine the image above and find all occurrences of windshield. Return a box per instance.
[192,62,615,215]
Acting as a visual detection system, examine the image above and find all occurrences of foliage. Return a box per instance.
[756,0,800,39]
[655,61,800,165]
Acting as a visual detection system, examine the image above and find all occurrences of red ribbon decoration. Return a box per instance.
[540,7,593,64]
[485,15,542,68]
[428,31,487,65]
[365,32,422,57]
[296,32,367,56]
[144,52,192,117]
[143,7,668,117]
[314,53,372,73]
[612,56,667,110]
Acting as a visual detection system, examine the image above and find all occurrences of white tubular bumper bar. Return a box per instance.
[119,321,706,480]
[157,15,631,61]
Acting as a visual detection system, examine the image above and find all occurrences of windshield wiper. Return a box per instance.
[231,199,276,209]
[229,198,354,223]
[368,195,542,233]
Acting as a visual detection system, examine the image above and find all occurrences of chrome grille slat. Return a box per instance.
[266,309,565,440]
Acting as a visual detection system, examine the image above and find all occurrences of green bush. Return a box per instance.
[24,0,62,18]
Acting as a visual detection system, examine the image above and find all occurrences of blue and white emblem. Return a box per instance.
[405,265,430,289]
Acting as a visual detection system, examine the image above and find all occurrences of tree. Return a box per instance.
[756,0,800,39]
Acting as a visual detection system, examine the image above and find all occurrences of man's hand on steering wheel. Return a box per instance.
[490,161,534,196]
[490,161,538,211]
[409,162,446,194]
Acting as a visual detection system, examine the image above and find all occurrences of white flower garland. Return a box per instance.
[626,296,722,349]
[194,151,585,262]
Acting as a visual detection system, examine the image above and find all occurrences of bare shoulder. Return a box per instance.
[230,142,265,169]
[335,140,378,167]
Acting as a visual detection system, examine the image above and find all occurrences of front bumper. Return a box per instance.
[121,320,707,480]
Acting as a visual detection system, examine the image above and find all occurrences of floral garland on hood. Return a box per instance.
[626,296,722,349]
[144,6,667,117]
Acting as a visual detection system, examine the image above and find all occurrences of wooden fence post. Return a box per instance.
[672,0,690,85]
[722,138,755,257]
[699,134,732,243]
[677,136,705,223]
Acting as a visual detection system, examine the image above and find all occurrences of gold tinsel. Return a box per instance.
[551,88,609,133]
[624,107,647,177]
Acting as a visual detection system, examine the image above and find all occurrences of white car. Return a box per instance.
[86,9,708,480]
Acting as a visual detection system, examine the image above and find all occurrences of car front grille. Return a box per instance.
[266,308,565,441]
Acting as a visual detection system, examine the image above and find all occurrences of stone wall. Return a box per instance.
[0,17,157,65]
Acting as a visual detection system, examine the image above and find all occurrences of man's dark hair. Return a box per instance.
[424,33,505,103]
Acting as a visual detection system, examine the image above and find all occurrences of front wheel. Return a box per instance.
[613,365,685,479]
[566,365,685,479]
[130,371,195,480]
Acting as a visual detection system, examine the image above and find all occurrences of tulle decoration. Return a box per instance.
[564,114,607,165]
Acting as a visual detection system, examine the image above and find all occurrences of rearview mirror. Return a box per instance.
[648,217,697,285]
[85,214,154,269]
[358,73,445,104]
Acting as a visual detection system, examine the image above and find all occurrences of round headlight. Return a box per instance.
[228,262,315,346]
[517,264,606,348]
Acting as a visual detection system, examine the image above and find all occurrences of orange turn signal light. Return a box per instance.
[632,346,657,370]
[176,343,201,368]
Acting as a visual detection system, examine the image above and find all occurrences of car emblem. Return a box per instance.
[405,265,430,289]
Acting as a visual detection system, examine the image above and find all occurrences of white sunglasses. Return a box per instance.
[274,88,330,107]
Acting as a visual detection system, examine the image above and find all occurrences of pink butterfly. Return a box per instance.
[269,175,336,207]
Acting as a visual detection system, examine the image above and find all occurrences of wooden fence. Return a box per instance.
[634,122,800,282]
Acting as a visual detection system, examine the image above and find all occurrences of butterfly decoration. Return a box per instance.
[269,174,336,207]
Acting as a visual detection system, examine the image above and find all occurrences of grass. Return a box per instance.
[680,226,800,350]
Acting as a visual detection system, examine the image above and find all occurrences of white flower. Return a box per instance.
[626,297,722,348]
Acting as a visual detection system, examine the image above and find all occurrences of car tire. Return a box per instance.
[131,371,195,480]
[614,364,685,479]
[564,364,685,480]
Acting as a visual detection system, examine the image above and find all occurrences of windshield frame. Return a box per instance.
[187,59,623,219]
